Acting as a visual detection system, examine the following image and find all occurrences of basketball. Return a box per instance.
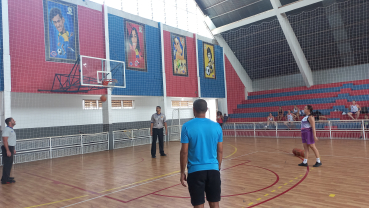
[292,148,298,156]
[100,95,107,102]
[292,148,305,157]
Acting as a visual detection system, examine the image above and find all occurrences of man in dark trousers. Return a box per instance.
[1,118,17,184]
[150,106,168,158]
[180,99,223,208]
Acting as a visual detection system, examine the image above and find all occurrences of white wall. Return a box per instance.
[165,97,195,121]
[205,99,217,122]
[252,63,369,92]
[11,93,163,129]
[10,93,220,129]
[110,96,162,123]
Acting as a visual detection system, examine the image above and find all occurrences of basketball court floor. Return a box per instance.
[1,137,368,208]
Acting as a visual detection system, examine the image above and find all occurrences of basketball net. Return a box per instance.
[102,79,118,88]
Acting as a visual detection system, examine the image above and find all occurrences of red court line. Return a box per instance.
[248,165,309,207]
[248,147,309,207]
[152,162,280,199]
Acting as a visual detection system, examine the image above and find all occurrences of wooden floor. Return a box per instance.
[1,137,369,208]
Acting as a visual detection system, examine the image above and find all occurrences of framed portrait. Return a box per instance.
[43,0,80,63]
[171,33,188,76]
[124,20,147,71]
[203,42,216,79]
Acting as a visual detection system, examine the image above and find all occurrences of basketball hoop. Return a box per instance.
[102,79,118,87]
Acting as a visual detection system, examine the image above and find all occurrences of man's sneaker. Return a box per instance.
[1,180,15,184]
[298,162,308,167]
[152,156,156,158]
[313,162,322,167]
[161,153,167,156]
[9,177,14,180]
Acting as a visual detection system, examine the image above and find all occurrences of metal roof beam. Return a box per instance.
[271,0,313,87]
[211,0,323,35]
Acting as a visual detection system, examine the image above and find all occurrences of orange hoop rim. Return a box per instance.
[102,79,118,86]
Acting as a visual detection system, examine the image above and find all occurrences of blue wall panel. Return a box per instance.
[108,14,163,96]
[198,40,225,98]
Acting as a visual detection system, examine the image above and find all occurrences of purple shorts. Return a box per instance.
[301,128,315,144]
[351,112,357,115]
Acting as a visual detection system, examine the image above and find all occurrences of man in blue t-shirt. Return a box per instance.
[180,99,223,208]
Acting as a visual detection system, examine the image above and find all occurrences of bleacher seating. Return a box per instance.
[228,80,369,122]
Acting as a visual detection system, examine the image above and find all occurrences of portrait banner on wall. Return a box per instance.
[125,20,147,71]
[203,42,216,79]
[43,0,80,63]
[171,33,188,76]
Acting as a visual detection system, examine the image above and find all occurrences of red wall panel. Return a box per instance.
[9,1,105,94]
[225,55,244,113]
[164,31,198,97]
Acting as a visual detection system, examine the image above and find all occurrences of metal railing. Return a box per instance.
[0,132,109,166]
[113,127,174,149]
[223,120,369,140]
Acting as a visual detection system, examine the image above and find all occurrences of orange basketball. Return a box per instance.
[100,95,107,102]
[299,150,305,158]
[292,148,298,156]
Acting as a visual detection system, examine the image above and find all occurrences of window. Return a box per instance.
[83,100,100,110]
[171,100,193,108]
[112,100,134,109]
[83,100,134,109]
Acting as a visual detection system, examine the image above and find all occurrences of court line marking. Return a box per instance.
[99,170,180,193]
[248,147,310,208]
[24,169,181,208]
[60,173,180,208]
[152,162,280,198]
[224,144,238,158]
[60,144,240,207]
[26,143,239,208]
[320,155,369,159]
[25,195,89,208]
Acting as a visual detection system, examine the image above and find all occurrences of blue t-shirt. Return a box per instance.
[181,118,223,174]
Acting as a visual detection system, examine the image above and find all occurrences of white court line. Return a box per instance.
[320,155,369,159]
[258,150,291,155]
[61,173,180,208]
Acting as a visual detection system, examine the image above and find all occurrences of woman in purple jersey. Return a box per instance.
[298,105,322,167]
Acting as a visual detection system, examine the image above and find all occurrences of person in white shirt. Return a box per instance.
[348,100,361,120]
[284,110,296,129]
[265,113,275,128]
[1,118,16,184]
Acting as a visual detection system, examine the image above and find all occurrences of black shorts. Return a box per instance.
[187,170,221,206]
